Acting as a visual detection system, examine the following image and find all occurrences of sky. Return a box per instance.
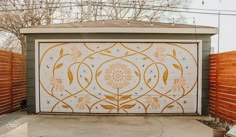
[1,0,236,53]
[186,0,236,53]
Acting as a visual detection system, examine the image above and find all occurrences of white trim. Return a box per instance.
[35,40,39,113]
[21,27,217,34]
[35,39,203,115]
[197,41,203,115]
[35,39,201,43]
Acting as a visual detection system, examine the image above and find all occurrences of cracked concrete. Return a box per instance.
[0,112,213,137]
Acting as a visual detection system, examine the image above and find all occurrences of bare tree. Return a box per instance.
[0,0,191,54]
[0,31,21,53]
[58,0,191,22]
[0,0,60,55]
[72,0,191,22]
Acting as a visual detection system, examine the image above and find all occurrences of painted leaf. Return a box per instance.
[55,63,63,69]
[173,64,181,70]
[105,50,111,53]
[62,104,70,108]
[120,104,136,109]
[120,95,131,101]
[100,104,116,110]
[147,78,152,84]
[173,49,176,57]
[163,69,168,85]
[67,69,73,85]
[84,77,89,84]
[96,71,102,77]
[143,57,148,60]
[60,48,64,56]
[105,95,117,101]
[166,105,174,108]
[88,56,94,59]
[135,71,139,77]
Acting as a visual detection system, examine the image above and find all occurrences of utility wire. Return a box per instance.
[2,1,236,14]
[1,3,236,17]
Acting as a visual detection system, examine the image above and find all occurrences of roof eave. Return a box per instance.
[20,27,218,35]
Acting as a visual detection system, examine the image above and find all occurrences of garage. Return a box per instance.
[20,20,217,115]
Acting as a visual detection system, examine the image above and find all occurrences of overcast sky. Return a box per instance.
[186,0,236,53]
[1,0,236,53]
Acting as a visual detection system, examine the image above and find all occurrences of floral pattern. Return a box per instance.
[50,77,64,92]
[104,63,132,89]
[76,95,90,110]
[172,77,186,92]
[70,47,82,61]
[154,47,166,62]
[40,43,198,113]
[146,96,160,110]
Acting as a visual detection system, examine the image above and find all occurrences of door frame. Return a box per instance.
[35,39,202,114]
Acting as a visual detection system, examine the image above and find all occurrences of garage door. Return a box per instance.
[38,42,198,113]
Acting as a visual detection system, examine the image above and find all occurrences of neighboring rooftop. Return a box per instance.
[20,19,218,34]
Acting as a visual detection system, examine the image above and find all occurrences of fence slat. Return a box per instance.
[0,50,26,115]
[209,51,236,124]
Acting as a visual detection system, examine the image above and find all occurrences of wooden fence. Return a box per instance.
[209,51,236,124]
[0,50,26,115]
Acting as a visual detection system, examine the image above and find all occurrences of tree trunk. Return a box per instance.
[19,35,26,55]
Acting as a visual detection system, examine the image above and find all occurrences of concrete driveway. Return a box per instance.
[0,112,213,137]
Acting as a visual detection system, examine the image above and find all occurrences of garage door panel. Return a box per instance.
[39,42,198,114]
[40,94,197,113]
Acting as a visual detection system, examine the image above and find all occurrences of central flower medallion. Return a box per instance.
[104,63,132,89]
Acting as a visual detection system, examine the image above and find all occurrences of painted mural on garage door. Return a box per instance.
[39,42,198,113]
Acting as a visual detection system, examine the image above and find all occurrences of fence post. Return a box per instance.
[10,53,13,112]
[215,54,219,121]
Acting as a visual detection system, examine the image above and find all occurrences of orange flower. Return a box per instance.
[146,96,160,110]
[154,47,166,62]
[104,63,132,89]
[76,95,90,110]
[172,77,186,92]
[71,47,82,61]
[50,77,64,92]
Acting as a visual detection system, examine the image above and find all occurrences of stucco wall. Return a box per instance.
[26,33,211,115]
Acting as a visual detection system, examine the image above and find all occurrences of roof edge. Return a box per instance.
[20,27,218,34]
